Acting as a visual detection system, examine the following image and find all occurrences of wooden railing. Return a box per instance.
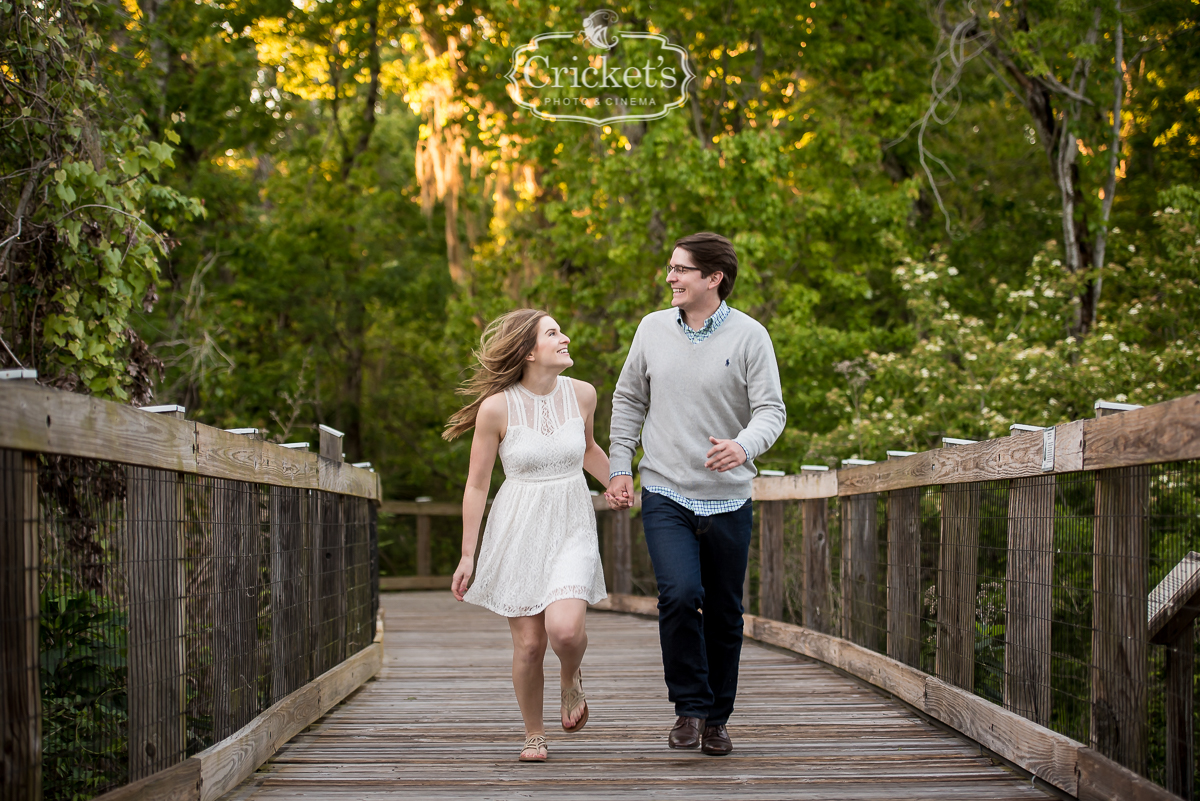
[603,393,1200,801]
[0,377,383,801]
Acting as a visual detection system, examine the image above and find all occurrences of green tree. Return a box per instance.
[1,0,202,400]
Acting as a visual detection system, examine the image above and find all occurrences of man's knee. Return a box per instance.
[658,582,704,617]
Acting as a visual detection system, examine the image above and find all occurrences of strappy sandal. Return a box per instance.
[561,670,589,733]
[518,734,548,762]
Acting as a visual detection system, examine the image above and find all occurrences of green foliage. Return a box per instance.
[805,187,1200,461]
[4,0,1194,493]
[39,587,128,801]
[0,0,203,400]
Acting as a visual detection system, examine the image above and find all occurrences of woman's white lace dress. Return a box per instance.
[464,376,607,617]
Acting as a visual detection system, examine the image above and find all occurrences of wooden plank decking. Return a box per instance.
[228,592,1053,800]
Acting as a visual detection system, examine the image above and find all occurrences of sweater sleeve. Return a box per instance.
[608,321,651,476]
[734,325,787,461]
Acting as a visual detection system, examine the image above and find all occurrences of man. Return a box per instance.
[606,231,786,756]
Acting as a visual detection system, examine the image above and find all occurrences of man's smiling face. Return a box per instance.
[666,246,721,314]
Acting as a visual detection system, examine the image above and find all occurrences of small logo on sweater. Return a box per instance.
[725,359,730,366]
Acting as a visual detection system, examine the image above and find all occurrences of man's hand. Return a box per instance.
[451,556,474,601]
[705,437,747,472]
[605,474,635,509]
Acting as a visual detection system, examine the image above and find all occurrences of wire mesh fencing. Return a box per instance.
[768,459,1200,797]
[1,450,377,801]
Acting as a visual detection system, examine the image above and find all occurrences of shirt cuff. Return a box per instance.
[732,439,752,462]
[610,470,634,480]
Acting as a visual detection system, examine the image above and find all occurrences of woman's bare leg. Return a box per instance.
[508,613,549,743]
[544,599,589,728]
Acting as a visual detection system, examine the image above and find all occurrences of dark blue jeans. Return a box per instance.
[640,490,753,726]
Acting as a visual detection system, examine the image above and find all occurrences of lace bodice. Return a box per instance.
[498,376,585,480]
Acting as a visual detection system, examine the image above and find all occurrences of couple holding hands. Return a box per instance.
[445,232,786,761]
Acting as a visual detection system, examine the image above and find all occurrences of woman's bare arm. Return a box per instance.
[575,379,610,488]
[452,393,506,601]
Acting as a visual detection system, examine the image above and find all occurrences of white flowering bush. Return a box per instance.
[800,187,1200,462]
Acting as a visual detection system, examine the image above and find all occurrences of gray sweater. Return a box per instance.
[609,308,787,499]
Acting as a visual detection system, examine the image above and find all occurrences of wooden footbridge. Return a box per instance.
[227,591,1051,800]
[2,379,1199,801]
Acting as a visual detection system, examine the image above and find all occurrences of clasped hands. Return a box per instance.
[604,437,746,510]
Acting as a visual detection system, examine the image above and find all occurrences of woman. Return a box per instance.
[444,309,609,762]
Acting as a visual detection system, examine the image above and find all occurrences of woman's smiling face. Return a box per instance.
[527,315,572,370]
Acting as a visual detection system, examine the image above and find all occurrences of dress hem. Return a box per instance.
[466,588,609,619]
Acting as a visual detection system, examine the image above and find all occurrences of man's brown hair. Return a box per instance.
[673,232,738,300]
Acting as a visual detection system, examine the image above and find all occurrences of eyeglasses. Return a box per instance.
[665,264,698,276]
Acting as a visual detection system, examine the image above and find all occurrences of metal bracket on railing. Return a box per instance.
[1040,427,1056,472]
[141,404,186,420]
[1095,399,1144,415]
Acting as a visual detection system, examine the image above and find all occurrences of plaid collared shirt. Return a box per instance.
[677,300,731,344]
[612,301,750,516]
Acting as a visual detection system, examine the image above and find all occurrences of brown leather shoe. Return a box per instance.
[668,716,705,749]
[701,724,732,756]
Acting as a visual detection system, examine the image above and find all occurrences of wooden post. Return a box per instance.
[612,509,632,595]
[1004,474,1056,726]
[318,424,344,463]
[886,486,922,667]
[936,475,981,691]
[270,486,286,702]
[415,494,434,575]
[344,498,370,650]
[843,493,879,649]
[1165,623,1194,799]
[125,466,185,780]
[317,492,347,675]
[415,517,431,577]
[1149,552,1200,800]
[802,498,832,634]
[307,489,321,684]
[213,477,260,740]
[759,501,785,621]
[270,486,306,704]
[1091,403,1148,774]
[1,450,40,801]
[601,510,615,592]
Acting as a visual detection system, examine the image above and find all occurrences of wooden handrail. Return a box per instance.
[753,391,1200,499]
[0,380,380,500]
[378,390,1200,508]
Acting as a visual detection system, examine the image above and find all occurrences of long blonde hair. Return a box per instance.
[442,309,549,441]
